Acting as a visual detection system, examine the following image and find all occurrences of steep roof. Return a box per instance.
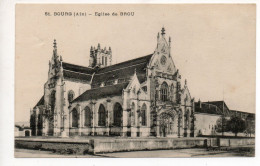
[195,102,223,115]
[35,96,44,107]
[73,83,129,102]
[62,62,94,82]
[91,54,153,86]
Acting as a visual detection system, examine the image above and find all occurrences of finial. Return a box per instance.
[134,68,137,75]
[60,55,63,62]
[98,43,100,49]
[109,46,111,51]
[185,79,187,85]
[169,36,171,43]
[157,32,160,39]
[90,46,93,51]
[161,27,165,36]
[53,39,57,49]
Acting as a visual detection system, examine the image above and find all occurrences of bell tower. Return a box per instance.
[89,43,112,68]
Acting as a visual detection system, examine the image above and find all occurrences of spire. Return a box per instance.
[98,43,100,49]
[53,39,58,57]
[161,27,165,36]
[53,39,57,49]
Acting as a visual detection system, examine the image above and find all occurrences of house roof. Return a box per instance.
[195,102,223,115]
[91,54,153,86]
[73,82,129,102]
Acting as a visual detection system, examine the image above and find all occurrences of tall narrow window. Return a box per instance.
[102,56,104,65]
[50,90,56,114]
[105,57,107,66]
[84,106,91,127]
[68,90,75,103]
[131,103,135,126]
[114,103,123,126]
[141,104,147,126]
[98,104,106,126]
[72,108,78,128]
[161,82,168,102]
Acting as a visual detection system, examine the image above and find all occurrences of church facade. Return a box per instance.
[30,28,195,138]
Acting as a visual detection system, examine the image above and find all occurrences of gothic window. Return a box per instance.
[84,106,91,127]
[102,56,104,65]
[105,57,107,66]
[98,104,106,126]
[170,84,174,101]
[72,108,78,128]
[131,103,135,126]
[68,90,75,103]
[161,82,168,102]
[113,103,123,127]
[50,90,56,114]
[141,104,147,126]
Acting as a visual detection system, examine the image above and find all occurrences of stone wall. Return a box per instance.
[92,138,206,153]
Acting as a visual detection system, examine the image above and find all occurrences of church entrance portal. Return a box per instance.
[159,110,176,137]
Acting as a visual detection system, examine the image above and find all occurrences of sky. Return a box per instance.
[15,4,256,122]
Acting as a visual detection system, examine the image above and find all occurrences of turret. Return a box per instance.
[89,43,112,68]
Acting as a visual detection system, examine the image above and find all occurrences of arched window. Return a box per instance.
[68,90,75,103]
[114,103,123,127]
[72,108,78,128]
[161,82,168,102]
[50,90,56,113]
[170,84,174,101]
[141,104,147,126]
[98,104,106,126]
[84,106,91,127]
[131,103,135,126]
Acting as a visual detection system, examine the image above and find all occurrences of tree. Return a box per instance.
[227,116,246,137]
[245,115,255,137]
[215,116,228,134]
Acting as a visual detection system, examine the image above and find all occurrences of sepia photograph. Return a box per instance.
[14,4,256,158]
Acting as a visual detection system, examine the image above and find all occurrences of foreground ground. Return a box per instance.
[15,146,254,158]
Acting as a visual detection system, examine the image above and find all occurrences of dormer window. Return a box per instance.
[114,79,118,85]
[100,82,105,87]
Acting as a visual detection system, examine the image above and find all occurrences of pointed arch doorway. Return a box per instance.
[159,109,178,137]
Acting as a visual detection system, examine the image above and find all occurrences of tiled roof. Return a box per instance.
[62,62,94,82]
[195,102,223,115]
[62,62,94,75]
[91,54,153,86]
[73,83,129,102]
[63,70,92,82]
[229,110,255,118]
[196,101,229,115]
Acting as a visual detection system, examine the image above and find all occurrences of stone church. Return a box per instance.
[30,27,197,138]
